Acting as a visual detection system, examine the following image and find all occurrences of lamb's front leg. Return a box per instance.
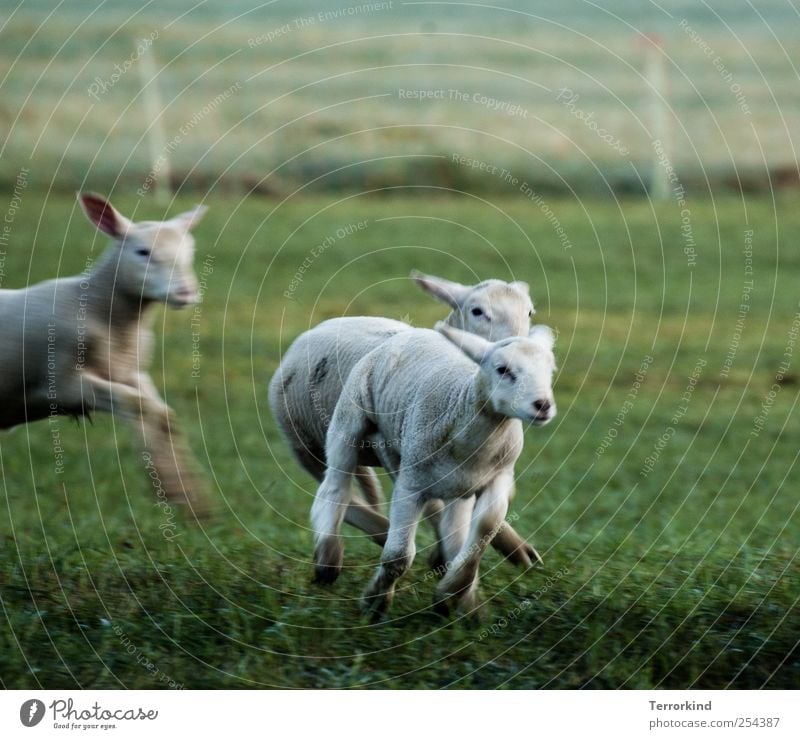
[361,484,423,619]
[131,372,214,517]
[434,474,510,616]
[79,372,212,517]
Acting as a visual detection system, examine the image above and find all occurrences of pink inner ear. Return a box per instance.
[82,196,119,237]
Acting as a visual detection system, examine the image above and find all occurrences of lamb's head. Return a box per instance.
[412,271,533,340]
[436,322,557,426]
[79,193,207,308]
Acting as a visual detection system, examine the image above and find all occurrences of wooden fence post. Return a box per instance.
[643,34,672,201]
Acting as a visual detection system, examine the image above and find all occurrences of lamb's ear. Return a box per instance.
[435,321,492,364]
[510,280,530,297]
[78,192,133,239]
[529,325,555,351]
[411,271,471,308]
[173,204,208,231]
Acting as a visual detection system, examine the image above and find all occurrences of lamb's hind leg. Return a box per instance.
[311,403,372,584]
[344,497,388,547]
[282,386,385,528]
[355,465,384,508]
[431,499,541,573]
[294,446,388,546]
[489,477,542,568]
[348,465,389,545]
[491,521,543,568]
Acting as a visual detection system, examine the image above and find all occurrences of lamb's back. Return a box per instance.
[269,316,410,451]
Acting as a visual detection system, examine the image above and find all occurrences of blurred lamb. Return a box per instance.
[269,272,541,567]
[0,193,211,515]
[311,322,557,616]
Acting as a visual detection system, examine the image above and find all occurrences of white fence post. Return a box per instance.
[138,42,172,204]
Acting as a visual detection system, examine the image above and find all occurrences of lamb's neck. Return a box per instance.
[84,247,154,331]
[453,374,516,444]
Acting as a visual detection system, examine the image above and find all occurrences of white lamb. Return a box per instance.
[311,322,557,616]
[0,193,211,515]
[269,272,540,566]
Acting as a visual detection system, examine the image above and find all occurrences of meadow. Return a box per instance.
[0,190,797,688]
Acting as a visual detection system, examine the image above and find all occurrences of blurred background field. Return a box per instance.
[0,1,798,689]
[1,0,799,196]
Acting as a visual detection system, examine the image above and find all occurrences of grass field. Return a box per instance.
[0,190,797,688]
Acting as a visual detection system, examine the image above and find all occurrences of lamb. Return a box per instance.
[268,272,540,566]
[0,193,211,515]
[311,322,557,616]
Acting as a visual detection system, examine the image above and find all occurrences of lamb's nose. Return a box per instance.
[533,399,551,414]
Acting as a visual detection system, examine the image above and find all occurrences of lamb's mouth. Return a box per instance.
[167,291,199,308]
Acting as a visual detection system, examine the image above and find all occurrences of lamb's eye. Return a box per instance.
[497,366,515,380]
[471,307,483,317]
[528,309,533,317]
[135,248,151,258]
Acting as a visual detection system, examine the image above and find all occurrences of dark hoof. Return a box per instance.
[506,542,544,569]
[529,545,544,567]
[313,563,341,585]
[431,595,452,618]
[184,498,217,523]
[460,598,487,623]
[360,592,390,622]
[313,539,343,584]
[427,548,448,577]
[360,604,386,624]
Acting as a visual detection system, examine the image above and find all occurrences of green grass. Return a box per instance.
[0,191,798,688]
